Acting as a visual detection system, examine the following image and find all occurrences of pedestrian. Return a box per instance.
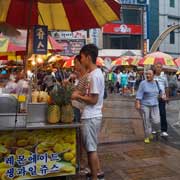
[72,44,104,180]
[136,69,161,143]
[116,69,121,93]
[154,63,169,137]
[168,72,178,97]
[121,70,128,95]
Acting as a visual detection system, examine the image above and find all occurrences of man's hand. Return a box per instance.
[71,91,80,100]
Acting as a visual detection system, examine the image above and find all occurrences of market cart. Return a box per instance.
[0,96,81,180]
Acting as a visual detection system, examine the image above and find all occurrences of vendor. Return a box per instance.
[43,70,55,93]
[5,74,17,94]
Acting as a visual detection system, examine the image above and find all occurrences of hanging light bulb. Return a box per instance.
[31,60,36,66]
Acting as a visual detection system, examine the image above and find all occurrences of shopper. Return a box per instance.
[116,69,121,93]
[154,63,169,137]
[71,55,88,122]
[121,70,128,95]
[136,69,161,143]
[72,44,104,180]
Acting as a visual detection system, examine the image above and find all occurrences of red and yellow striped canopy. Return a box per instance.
[112,57,129,66]
[63,56,105,68]
[139,52,176,66]
[175,57,180,67]
[118,56,142,66]
[0,0,120,31]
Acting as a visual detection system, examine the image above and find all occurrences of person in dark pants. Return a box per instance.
[154,63,169,137]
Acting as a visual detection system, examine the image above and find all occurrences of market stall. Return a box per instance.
[0,1,121,179]
[0,87,81,180]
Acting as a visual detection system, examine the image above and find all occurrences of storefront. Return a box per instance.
[103,23,143,50]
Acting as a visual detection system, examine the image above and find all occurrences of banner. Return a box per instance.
[0,129,76,179]
[103,24,143,35]
[33,25,48,54]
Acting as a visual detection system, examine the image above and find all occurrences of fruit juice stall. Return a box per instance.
[0,36,81,180]
[0,77,81,180]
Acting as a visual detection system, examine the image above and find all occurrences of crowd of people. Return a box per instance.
[107,69,144,96]
[107,68,180,97]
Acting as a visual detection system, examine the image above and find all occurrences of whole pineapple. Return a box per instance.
[61,84,74,123]
[47,84,64,124]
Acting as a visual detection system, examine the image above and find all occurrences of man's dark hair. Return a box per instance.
[80,44,98,64]
[74,55,81,62]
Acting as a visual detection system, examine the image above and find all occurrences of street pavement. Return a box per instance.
[73,94,180,180]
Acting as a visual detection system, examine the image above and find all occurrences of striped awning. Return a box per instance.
[139,51,176,66]
[175,57,180,67]
[0,0,120,31]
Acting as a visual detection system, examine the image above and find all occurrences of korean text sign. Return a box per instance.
[33,25,48,54]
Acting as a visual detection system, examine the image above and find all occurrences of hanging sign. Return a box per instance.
[33,25,48,54]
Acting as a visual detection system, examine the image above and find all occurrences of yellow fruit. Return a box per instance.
[62,143,71,151]
[0,145,8,154]
[60,166,75,173]
[17,139,28,147]
[64,135,74,144]
[47,150,54,157]
[0,162,10,169]
[71,158,76,166]
[0,168,8,177]
[63,152,74,161]
[53,144,64,153]
[4,137,16,148]
[48,105,60,124]
[1,173,11,180]
[71,149,76,156]
[28,136,37,145]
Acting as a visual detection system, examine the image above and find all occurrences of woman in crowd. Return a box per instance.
[135,69,161,144]
[121,70,128,95]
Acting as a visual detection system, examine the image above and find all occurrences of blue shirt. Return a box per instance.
[121,73,128,85]
[136,80,159,106]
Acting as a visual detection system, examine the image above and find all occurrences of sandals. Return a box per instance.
[79,168,105,179]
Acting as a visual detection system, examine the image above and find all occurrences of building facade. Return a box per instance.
[149,0,180,57]
[99,0,148,57]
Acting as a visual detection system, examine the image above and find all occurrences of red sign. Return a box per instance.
[103,23,143,35]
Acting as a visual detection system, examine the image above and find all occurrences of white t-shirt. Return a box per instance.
[117,73,121,83]
[81,68,105,119]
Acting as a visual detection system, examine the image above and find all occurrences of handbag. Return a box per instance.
[155,80,165,101]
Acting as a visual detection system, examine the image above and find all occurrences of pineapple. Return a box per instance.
[61,84,74,124]
[48,105,60,124]
[49,83,74,124]
[61,104,74,123]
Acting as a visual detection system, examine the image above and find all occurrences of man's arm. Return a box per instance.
[72,92,98,105]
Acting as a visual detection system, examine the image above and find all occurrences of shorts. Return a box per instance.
[81,117,102,152]
[129,82,135,88]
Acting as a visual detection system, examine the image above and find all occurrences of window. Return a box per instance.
[103,34,141,49]
[170,31,175,44]
[170,0,175,7]
[113,9,141,25]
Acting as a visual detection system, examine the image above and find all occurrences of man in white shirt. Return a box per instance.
[154,63,169,137]
[72,44,104,180]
